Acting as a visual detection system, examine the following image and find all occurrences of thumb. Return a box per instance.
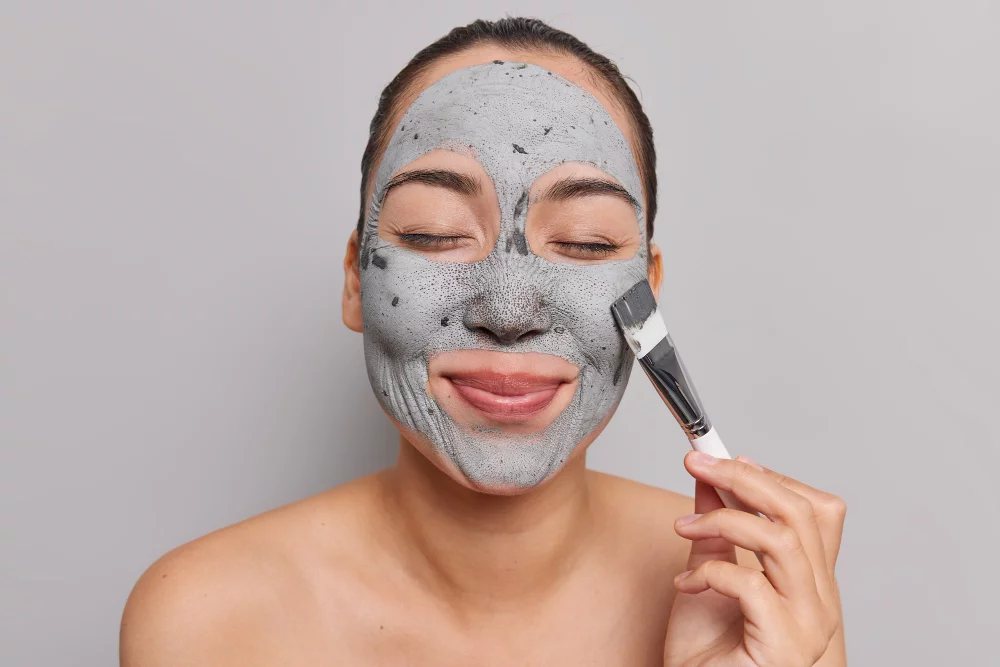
[685,480,737,569]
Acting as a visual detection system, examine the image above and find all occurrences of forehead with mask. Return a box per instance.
[358,61,648,492]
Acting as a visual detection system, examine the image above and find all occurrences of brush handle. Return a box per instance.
[689,428,757,514]
[689,427,731,459]
[690,428,767,565]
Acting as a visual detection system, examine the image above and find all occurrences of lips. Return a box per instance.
[445,371,566,420]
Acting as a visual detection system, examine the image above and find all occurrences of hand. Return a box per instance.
[663,452,847,667]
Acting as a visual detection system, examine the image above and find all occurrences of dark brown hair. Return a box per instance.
[357,17,657,238]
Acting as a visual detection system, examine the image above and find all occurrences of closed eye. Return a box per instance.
[552,241,622,258]
[397,233,467,248]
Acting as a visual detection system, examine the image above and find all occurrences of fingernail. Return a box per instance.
[736,455,764,471]
[675,570,692,582]
[676,513,702,526]
[689,451,718,466]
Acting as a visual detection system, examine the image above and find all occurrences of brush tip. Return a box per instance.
[611,280,667,357]
[610,280,657,330]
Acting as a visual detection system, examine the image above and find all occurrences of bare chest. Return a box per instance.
[281,578,675,667]
[344,614,668,666]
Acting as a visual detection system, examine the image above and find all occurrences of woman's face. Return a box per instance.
[347,52,659,494]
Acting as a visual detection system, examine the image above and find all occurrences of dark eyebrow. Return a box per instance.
[534,176,641,210]
[383,169,483,198]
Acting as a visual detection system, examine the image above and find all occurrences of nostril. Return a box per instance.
[515,329,540,343]
[463,317,548,345]
[462,289,553,345]
[496,326,542,344]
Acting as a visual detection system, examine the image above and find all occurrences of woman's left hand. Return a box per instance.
[663,451,847,667]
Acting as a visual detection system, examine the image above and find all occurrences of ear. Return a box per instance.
[342,229,363,333]
[647,241,663,298]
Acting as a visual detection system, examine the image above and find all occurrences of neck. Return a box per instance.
[378,435,596,614]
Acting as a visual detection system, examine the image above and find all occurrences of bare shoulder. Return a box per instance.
[120,473,385,666]
[588,468,694,522]
[586,469,760,572]
[587,469,694,570]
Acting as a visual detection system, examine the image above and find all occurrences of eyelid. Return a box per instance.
[379,213,483,242]
[551,240,622,257]
[396,232,468,248]
[551,234,625,248]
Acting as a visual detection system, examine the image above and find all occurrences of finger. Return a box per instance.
[682,481,737,569]
[675,508,823,610]
[674,559,786,627]
[689,481,732,568]
[693,478,726,514]
[684,452,832,604]
[737,455,847,571]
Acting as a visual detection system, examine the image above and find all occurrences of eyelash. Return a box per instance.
[554,241,621,257]
[397,233,465,248]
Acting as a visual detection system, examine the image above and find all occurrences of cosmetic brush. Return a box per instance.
[611,279,760,520]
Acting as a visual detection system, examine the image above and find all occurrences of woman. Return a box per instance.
[121,18,846,666]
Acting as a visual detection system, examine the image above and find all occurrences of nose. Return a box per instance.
[462,285,552,344]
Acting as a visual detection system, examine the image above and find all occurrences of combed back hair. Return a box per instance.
[356,17,658,239]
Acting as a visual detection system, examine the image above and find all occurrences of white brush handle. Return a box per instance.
[690,428,765,520]
[689,427,731,458]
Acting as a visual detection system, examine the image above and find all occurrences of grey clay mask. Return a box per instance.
[359,62,648,491]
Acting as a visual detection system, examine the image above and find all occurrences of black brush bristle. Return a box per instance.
[610,280,657,331]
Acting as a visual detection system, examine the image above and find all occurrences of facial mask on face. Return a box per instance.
[359,62,648,491]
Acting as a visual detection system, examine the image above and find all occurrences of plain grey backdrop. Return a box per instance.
[2,1,998,664]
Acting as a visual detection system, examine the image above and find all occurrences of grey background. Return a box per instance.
[2,1,997,664]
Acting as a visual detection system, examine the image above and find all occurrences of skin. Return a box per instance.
[120,45,847,666]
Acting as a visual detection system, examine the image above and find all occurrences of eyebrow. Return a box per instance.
[383,169,483,198]
[534,176,641,210]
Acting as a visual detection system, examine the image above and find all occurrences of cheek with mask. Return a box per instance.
[358,62,649,493]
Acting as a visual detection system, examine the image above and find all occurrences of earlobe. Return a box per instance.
[647,242,664,298]
[342,229,364,333]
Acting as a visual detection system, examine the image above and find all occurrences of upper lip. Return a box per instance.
[444,370,567,396]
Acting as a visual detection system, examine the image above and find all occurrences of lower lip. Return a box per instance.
[448,380,561,421]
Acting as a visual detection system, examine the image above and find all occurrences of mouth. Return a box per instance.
[445,371,564,421]
[430,350,579,427]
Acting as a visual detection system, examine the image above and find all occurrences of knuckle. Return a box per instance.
[820,494,848,521]
[790,493,816,523]
[736,457,760,475]
[729,465,759,498]
[775,525,803,555]
[713,507,740,524]
[746,570,769,593]
[701,559,731,586]
[734,460,757,484]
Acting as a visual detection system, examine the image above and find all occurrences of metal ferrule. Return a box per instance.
[637,333,713,438]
